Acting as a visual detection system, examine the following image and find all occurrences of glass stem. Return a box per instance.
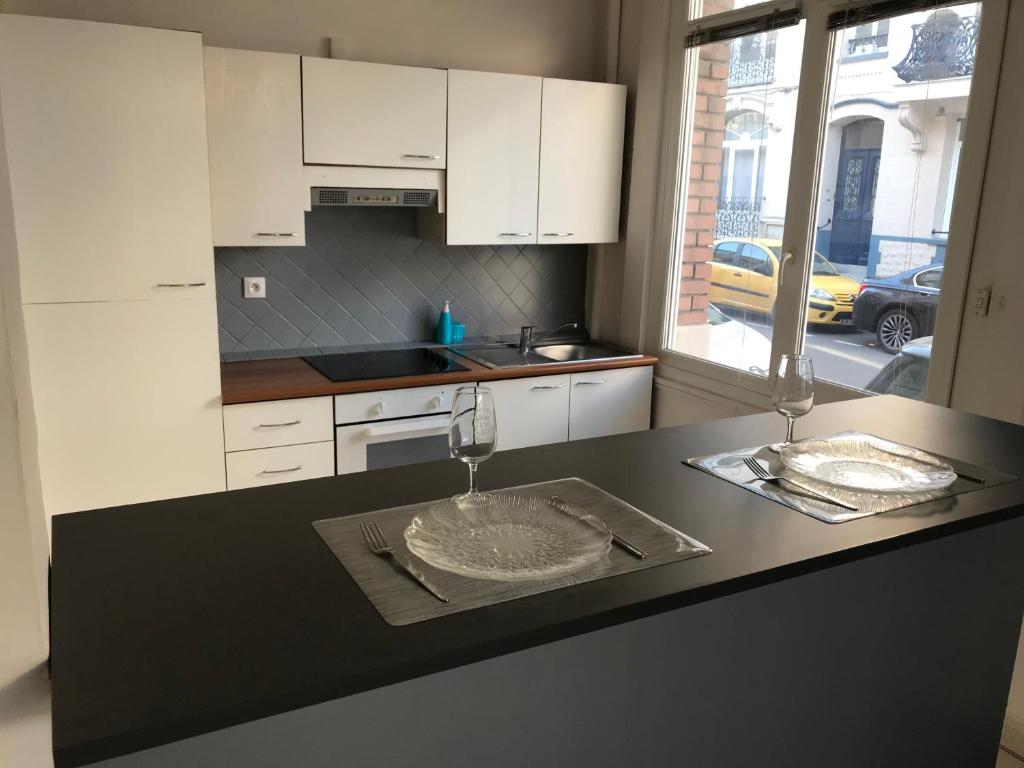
[467,462,479,495]
[786,416,795,444]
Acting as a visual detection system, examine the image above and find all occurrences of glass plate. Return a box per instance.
[404,493,612,582]
[778,432,957,493]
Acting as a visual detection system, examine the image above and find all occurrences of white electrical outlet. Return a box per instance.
[243,276,266,299]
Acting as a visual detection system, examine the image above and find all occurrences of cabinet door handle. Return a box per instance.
[156,282,207,288]
[542,232,574,237]
[531,384,566,390]
[256,420,302,428]
[575,379,608,385]
[255,232,298,237]
[401,154,441,160]
[499,232,533,237]
[259,465,303,474]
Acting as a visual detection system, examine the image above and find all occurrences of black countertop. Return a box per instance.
[50,396,1024,767]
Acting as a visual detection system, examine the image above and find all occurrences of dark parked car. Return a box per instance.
[853,264,942,354]
[865,337,931,400]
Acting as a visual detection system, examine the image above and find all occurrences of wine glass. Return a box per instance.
[772,354,814,444]
[449,385,497,506]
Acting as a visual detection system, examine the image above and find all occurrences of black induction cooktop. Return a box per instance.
[303,348,469,383]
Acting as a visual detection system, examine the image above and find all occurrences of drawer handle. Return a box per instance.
[255,232,297,237]
[499,232,533,237]
[575,379,608,385]
[542,232,575,237]
[402,153,441,160]
[157,282,207,288]
[257,420,302,428]
[260,466,303,474]
[531,384,566,390]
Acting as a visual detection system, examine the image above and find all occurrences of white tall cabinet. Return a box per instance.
[0,15,226,519]
[204,47,306,247]
[446,70,542,246]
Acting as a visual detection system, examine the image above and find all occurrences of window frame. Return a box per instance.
[643,0,1009,410]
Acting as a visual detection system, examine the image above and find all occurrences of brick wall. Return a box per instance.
[678,2,732,327]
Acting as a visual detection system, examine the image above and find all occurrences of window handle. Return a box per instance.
[779,251,795,285]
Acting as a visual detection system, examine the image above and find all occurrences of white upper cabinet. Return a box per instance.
[446,69,542,245]
[0,15,214,303]
[204,48,306,247]
[538,79,627,245]
[302,58,446,169]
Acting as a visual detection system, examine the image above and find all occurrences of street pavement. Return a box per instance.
[723,310,891,390]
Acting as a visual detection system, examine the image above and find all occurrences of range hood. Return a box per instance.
[311,187,437,208]
[304,165,445,212]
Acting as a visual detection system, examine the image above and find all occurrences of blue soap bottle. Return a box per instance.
[435,299,453,345]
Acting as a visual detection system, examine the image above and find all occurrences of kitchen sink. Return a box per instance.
[455,341,642,369]
[533,343,642,364]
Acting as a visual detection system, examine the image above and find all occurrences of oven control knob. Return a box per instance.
[427,395,443,410]
[371,400,387,416]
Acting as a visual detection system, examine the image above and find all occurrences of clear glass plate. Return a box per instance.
[778,432,957,493]
[404,493,612,582]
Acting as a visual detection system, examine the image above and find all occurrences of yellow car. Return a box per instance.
[709,238,860,325]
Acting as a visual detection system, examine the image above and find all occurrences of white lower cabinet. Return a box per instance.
[568,366,653,441]
[226,442,334,490]
[488,374,570,451]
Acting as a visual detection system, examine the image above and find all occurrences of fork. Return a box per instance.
[742,457,860,511]
[359,521,449,603]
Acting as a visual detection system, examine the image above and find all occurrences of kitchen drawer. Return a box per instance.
[223,397,333,451]
[226,441,334,490]
[488,374,570,451]
[334,384,456,425]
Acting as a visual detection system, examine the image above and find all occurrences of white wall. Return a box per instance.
[0,87,52,768]
[0,0,611,81]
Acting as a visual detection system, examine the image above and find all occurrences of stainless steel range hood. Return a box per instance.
[311,187,437,207]
[304,165,446,212]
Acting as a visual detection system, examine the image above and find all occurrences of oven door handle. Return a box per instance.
[364,416,451,440]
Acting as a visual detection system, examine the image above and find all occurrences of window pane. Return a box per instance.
[691,0,778,21]
[666,22,805,374]
[805,3,982,399]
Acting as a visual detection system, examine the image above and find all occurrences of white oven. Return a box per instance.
[334,383,461,474]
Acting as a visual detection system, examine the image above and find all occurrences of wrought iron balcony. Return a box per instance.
[727,33,776,88]
[893,15,979,83]
[715,198,762,239]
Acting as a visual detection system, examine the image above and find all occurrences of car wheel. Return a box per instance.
[876,308,916,354]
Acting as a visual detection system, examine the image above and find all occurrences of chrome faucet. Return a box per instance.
[518,321,580,354]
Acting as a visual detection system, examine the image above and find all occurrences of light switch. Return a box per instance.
[243,276,266,299]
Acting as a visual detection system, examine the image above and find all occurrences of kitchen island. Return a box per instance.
[50,395,1024,767]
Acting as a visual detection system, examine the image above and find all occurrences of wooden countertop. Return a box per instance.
[220,348,659,405]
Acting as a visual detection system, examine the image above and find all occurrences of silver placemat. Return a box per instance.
[313,478,711,626]
[686,436,1016,523]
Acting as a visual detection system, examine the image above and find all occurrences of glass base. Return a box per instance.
[450,490,494,514]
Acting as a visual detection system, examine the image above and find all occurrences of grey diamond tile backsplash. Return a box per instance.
[216,208,587,358]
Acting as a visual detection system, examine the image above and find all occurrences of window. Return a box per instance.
[805,3,981,390]
[666,15,804,375]
[915,268,943,289]
[844,20,890,57]
[655,0,992,407]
